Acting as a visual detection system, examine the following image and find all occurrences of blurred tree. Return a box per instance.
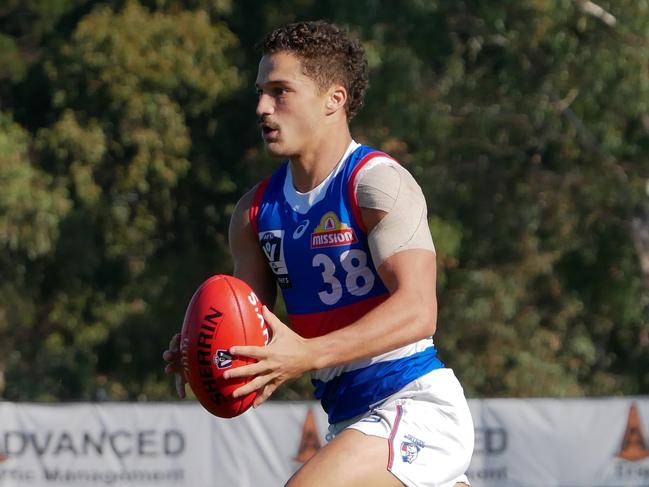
[227,0,649,397]
[341,0,649,396]
[0,112,71,398]
[0,0,648,402]
[2,1,241,400]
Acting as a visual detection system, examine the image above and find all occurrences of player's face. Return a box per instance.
[255,52,329,158]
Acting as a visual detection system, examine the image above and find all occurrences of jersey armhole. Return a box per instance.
[248,176,271,236]
[347,151,397,234]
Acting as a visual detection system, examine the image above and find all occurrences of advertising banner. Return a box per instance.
[0,398,648,486]
[467,398,649,487]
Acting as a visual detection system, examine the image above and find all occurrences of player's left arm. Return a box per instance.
[310,220,437,369]
[226,162,438,406]
[305,161,438,369]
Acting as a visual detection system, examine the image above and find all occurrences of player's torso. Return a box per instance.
[251,143,443,424]
[253,144,390,339]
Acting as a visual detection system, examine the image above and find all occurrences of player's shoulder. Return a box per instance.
[232,186,256,219]
[357,158,399,180]
[231,179,268,228]
[356,151,421,193]
[239,183,261,205]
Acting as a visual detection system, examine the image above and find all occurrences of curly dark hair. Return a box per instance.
[260,21,369,121]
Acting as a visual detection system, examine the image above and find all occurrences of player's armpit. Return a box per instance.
[229,186,277,308]
[356,162,435,268]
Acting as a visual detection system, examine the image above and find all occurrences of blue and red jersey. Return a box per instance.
[249,143,443,424]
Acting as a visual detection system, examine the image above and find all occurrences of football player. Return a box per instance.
[165,20,473,487]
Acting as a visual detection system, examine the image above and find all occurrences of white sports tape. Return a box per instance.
[356,160,435,268]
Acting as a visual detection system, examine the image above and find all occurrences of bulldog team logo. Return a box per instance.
[400,434,425,464]
[310,212,357,249]
[400,441,420,464]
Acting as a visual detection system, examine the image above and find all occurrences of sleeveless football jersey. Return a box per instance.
[250,142,444,424]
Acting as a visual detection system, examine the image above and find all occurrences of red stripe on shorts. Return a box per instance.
[387,404,403,470]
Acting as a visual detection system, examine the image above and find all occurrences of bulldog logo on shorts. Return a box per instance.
[400,441,420,464]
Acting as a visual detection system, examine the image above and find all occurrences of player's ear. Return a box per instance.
[325,84,347,115]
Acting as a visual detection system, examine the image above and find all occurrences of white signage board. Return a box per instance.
[0,398,647,486]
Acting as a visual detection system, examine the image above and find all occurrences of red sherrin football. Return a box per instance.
[180,275,270,418]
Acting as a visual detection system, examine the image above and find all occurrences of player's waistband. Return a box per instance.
[312,346,444,424]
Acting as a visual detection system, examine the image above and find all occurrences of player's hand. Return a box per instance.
[224,306,316,408]
[162,332,187,399]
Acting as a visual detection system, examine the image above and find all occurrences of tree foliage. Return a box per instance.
[0,0,648,401]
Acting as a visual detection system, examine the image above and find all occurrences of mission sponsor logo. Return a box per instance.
[310,212,357,249]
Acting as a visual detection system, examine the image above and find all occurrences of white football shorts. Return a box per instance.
[327,368,474,487]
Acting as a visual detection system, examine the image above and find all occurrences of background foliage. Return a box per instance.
[1,0,648,401]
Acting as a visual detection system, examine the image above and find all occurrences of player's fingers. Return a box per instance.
[232,373,273,399]
[165,362,182,375]
[175,373,186,399]
[169,332,181,352]
[253,383,277,408]
[230,345,268,360]
[162,349,179,363]
[223,361,269,380]
[261,305,283,333]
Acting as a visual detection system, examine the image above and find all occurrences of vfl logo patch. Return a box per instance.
[214,349,232,369]
[310,212,357,249]
[260,230,292,288]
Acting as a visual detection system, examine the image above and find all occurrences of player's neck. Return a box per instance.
[289,126,352,193]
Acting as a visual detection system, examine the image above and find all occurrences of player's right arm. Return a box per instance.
[228,185,277,308]
[162,184,276,398]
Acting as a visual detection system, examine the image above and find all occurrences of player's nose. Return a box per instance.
[256,93,275,118]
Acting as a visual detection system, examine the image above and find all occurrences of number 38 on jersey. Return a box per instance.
[313,249,375,305]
